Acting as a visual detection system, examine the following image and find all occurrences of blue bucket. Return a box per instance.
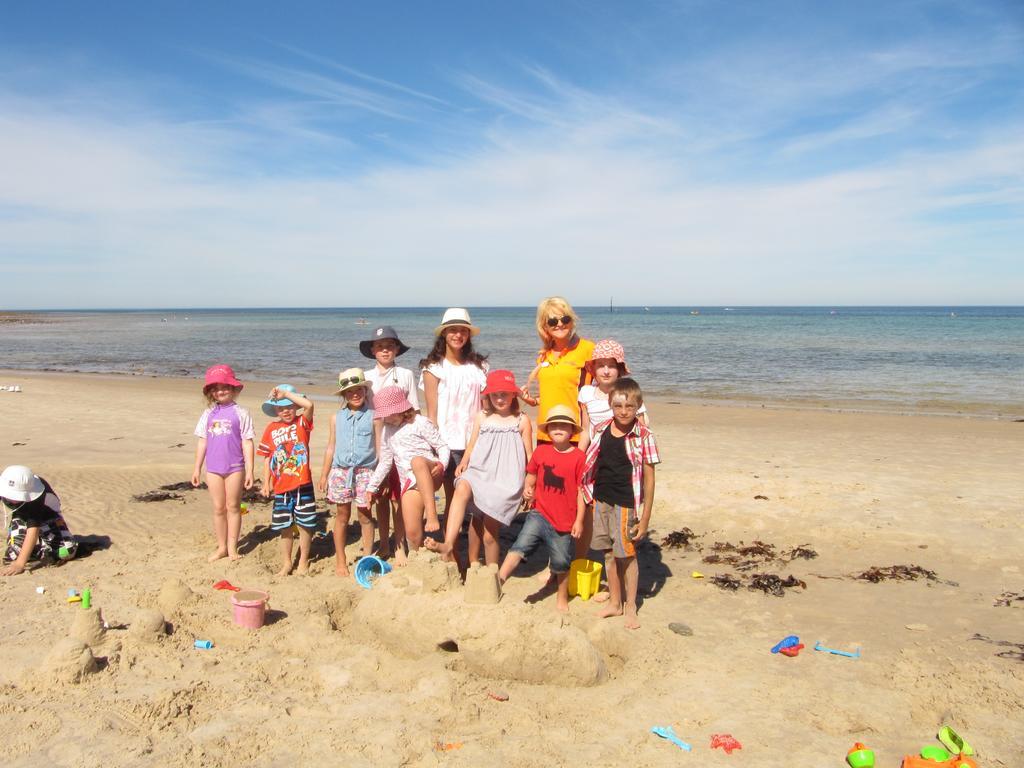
[354,556,393,589]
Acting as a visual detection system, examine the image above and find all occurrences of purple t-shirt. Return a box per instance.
[194,403,254,475]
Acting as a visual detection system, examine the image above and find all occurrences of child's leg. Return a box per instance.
[467,514,483,565]
[425,481,472,559]
[295,526,313,575]
[596,549,623,618]
[205,472,229,561]
[278,528,295,575]
[555,572,570,613]
[333,503,352,576]
[498,550,523,583]
[356,505,375,557]
[409,456,439,531]
[481,516,502,566]
[389,502,407,565]
[223,471,244,559]
[400,489,426,550]
[375,497,391,557]
[622,555,640,629]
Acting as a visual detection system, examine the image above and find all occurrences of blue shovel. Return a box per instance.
[652,725,692,751]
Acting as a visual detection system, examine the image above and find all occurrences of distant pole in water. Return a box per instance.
[610,296,613,313]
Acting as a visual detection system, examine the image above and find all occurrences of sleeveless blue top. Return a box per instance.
[333,406,376,469]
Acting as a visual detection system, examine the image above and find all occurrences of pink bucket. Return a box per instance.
[230,589,269,629]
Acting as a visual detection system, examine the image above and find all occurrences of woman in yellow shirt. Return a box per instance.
[521,296,594,443]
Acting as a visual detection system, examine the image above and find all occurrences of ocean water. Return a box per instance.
[2,306,1022,416]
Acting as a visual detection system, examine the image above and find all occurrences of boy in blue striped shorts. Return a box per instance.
[258,385,317,575]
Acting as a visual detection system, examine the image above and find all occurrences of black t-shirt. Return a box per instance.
[5,478,60,527]
[592,428,634,508]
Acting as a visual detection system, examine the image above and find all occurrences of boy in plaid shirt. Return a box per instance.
[580,378,659,629]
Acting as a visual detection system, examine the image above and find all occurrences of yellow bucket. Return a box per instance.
[568,559,603,600]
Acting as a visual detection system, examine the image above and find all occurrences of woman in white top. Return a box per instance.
[419,308,489,518]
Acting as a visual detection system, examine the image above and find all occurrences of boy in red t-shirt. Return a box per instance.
[498,405,585,612]
[257,384,315,575]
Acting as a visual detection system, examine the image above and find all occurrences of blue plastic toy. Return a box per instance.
[651,726,692,751]
[771,635,800,653]
[355,555,393,589]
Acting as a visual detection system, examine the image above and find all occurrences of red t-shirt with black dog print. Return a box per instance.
[527,443,585,533]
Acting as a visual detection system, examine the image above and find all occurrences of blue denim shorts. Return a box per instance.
[509,510,573,573]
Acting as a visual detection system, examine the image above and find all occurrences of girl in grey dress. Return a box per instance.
[426,370,533,567]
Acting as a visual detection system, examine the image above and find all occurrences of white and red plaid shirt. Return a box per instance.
[580,418,660,510]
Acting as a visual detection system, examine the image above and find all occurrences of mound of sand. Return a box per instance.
[70,607,107,647]
[127,608,168,643]
[352,551,606,686]
[43,639,98,684]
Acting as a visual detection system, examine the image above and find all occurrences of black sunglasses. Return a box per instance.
[546,315,573,328]
[338,376,364,387]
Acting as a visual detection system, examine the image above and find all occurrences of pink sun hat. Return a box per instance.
[586,339,631,374]
[373,385,414,420]
[204,363,243,391]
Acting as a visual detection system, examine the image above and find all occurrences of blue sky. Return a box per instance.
[1,0,1022,308]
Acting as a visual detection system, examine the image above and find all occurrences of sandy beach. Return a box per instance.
[1,369,1021,767]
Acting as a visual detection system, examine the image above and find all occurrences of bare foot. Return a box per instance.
[277,563,293,576]
[624,607,640,630]
[592,591,611,603]
[423,538,453,557]
[335,564,351,577]
[208,548,228,562]
[295,563,310,576]
[536,568,553,585]
[424,515,440,533]
[556,601,570,614]
[393,549,408,567]
[596,604,623,619]
[228,553,242,561]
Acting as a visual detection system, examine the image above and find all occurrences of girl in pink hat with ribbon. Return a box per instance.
[191,364,255,561]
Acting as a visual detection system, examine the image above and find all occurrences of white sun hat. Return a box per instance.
[0,465,45,502]
[433,307,480,337]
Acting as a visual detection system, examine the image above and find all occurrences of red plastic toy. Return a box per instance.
[780,643,805,657]
[212,580,241,591]
[711,733,742,754]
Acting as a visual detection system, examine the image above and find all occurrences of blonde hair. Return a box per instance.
[203,384,241,406]
[535,296,579,350]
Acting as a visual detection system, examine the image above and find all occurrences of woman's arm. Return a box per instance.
[422,370,440,426]
[319,412,337,493]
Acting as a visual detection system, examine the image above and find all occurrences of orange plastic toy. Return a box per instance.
[900,754,976,768]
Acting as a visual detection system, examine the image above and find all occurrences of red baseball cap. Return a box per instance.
[482,369,519,396]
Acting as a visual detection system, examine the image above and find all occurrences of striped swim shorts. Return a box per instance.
[271,483,318,531]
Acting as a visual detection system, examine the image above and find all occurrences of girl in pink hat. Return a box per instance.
[426,370,532,568]
[365,386,450,552]
[192,363,255,561]
[578,340,648,453]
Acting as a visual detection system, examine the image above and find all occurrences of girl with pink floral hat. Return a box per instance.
[578,340,648,453]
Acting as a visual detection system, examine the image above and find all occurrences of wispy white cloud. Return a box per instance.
[1,18,1022,308]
